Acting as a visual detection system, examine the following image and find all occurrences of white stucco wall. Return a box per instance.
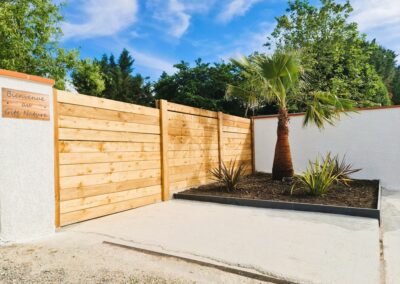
[254,108,400,190]
[0,75,55,242]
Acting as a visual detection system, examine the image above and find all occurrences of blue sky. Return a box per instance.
[58,0,400,81]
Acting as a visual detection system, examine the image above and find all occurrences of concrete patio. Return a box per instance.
[63,199,381,284]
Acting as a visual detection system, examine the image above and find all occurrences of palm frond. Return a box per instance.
[303,91,356,128]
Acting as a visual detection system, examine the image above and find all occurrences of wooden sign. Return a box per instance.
[2,88,50,121]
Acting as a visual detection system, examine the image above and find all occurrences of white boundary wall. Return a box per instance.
[254,107,400,190]
[0,72,55,242]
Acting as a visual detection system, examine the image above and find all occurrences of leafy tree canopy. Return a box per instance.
[71,59,105,97]
[73,49,155,106]
[153,59,248,116]
[267,0,392,109]
[366,40,400,103]
[0,0,78,89]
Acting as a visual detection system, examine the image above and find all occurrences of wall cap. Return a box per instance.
[0,69,55,86]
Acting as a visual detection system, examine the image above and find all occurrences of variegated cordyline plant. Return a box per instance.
[226,51,355,180]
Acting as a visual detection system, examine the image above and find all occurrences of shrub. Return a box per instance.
[292,153,339,196]
[210,160,247,192]
[328,155,361,186]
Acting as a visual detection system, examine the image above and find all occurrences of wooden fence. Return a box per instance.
[54,90,253,226]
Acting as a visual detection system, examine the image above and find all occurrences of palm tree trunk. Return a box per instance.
[272,107,294,180]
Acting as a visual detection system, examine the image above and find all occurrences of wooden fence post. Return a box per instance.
[53,89,61,227]
[158,99,170,201]
[251,117,256,174]
[217,112,224,171]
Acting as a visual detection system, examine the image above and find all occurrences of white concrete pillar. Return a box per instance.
[0,70,55,242]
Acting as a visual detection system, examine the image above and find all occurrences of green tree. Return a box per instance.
[268,0,391,108]
[0,0,78,89]
[229,52,354,180]
[153,59,246,116]
[392,67,400,105]
[91,49,154,106]
[366,40,400,103]
[71,59,105,96]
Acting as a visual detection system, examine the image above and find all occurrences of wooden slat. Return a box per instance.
[224,142,251,150]
[223,132,251,139]
[169,156,219,166]
[222,149,252,156]
[167,102,217,118]
[167,150,219,159]
[59,141,160,153]
[169,143,219,151]
[169,162,219,175]
[60,194,161,226]
[223,137,252,145]
[223,154,252,162]
[60,169,161,189]
[59,128,160,143]
[170,172,213,183]
[60,185,161,214]
[168,127,217,137]
[223,118,251,129]
[60,160,161,177]
[60,151,160,165]
[223,125,251,134]
[60,177,161,201]
[169,111,218,124]
[170,177,214,192]
[169,135,218,145]
[57,91,159,117]
[223,113,251,124]
[58,103,159,125]
[59,115,160,134]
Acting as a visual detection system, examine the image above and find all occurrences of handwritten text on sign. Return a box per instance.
[2,88,50,121]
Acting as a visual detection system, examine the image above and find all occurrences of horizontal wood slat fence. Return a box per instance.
[54,90,254,226]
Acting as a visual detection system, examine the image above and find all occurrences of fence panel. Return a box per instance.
[56,91,162,226]
[54,91,253,226]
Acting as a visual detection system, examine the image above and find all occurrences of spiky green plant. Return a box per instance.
[328,154,361,186]
[210,160,247,192]
[292,153,340,196]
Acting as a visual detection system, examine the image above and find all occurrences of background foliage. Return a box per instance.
[0,0,399,116]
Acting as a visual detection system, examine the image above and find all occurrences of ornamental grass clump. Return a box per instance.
[210,160,247,192]
[292,153,340,196]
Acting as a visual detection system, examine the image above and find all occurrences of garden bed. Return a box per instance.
[174,172,381,220]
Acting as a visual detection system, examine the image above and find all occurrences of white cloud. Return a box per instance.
[128,48,176,75]
[218,22,274,60]
[147,0,191,38]
[62,0,138,39]
[350,0,400,58]
[217,0,262,23]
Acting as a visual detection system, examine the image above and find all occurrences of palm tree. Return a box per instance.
[227,51,354,180]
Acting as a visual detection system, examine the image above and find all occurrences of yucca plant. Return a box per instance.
[328,155,361,186]
[292,153,340,196]
[210,160,247,192]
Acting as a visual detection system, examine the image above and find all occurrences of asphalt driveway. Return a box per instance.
[65,199,381,284]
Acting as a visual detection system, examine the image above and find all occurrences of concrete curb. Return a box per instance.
[174,182,381,222]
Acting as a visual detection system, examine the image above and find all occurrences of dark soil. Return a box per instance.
[182,172,379,209]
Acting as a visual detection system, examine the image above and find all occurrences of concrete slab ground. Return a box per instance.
[381,189,400,284]
[65,200,380,284]
[1,229,265,284]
